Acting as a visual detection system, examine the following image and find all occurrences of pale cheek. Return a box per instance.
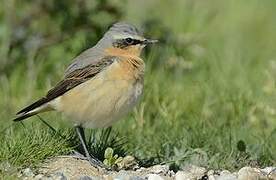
[140,44,146,49]
[131,45,144,56]
[135,44,145,51]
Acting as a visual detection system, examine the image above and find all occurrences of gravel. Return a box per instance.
[17,156,276,180]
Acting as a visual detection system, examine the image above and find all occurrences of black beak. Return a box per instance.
[142,39,158,45]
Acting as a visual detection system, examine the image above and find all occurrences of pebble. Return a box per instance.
[268,173,276,180]
[22,168,35,177]
[207,170,215,176]
[208,175,216,180]
[182,165,206,176]
[175,165,206,179]
[79,175,93,180]
[261,166,276,174]
[261,166,276,179]
[147,174,164,180]
[34,174,44,179]
[220,170,232,175]
[129,176,145,180]
[113,172,145,180]
[210,170,236,180]
[136,167,146,172]
[215,174,237,180]
[267,169,276,180]
[237,167,259,180]
[167,170,175,177]
[175,171,194,180]
[113,171,130,180]
[0,161,12,172]
[149,165,169,174]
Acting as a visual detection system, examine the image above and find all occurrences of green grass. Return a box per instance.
[0,0,276,175]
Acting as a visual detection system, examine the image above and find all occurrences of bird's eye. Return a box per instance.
[125,38,134,44]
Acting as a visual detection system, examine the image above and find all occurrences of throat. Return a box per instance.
[105,47,142,58]
[105,47,145,80]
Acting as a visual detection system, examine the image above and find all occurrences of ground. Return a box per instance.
[16,157,276,179]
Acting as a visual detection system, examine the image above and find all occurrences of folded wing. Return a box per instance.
[14,56,116,121]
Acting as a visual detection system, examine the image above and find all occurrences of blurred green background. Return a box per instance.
[0,0,275,174]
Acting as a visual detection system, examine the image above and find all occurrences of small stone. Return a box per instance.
[130,176,145,180]
[216,174,237,180]
[191,166,206,175]
[182,165,206,175]
[149,165,169,174]
[79,175,93,180]
[238,167,260,180]
[210,170,237,180]
[261,166,275,174]
[34,174,44,179]
[116,175,130,180]
[0,162,12,172]
[22,168,34,177]
[208,175,216,180]
[268,173,276,180]
[220,170,231,175]
[263,167,276,180]
[167,170,175,177]
[113,172,137,180]
[147,174,164,180]
[113,174,129,180]
[261,166,276,177]
[136,167,146,172]
[177,165,206,179]
[232,172,238,177]
[207,170,215,176]
[52,172,67,180]
[175,171,195,180]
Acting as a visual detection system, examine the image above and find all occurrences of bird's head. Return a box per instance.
[98,22,157,56]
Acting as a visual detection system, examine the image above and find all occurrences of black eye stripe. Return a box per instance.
[124,38,142,45]
[133,39,142,45]
[113,38,143,49]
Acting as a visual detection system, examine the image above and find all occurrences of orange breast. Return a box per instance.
[105,48,145,81]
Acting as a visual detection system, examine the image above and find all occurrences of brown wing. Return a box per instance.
[16,56,115,116]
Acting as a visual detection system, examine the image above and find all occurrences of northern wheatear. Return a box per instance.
[13,22,157,168]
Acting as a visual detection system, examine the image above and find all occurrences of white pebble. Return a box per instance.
[238,167,260,180]
[261,166,276,175]
[147,174,164,180]
[175,171,194,180]
[216,174,237,180]
[34,174,44,179]
[22,168,34,177]
[149,165,169,174]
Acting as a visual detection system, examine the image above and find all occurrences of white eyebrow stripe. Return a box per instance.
[112,34,144,40]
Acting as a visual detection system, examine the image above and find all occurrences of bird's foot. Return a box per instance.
[70,151,110,170]
[86,155,110,170]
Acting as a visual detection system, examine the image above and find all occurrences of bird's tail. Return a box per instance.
[13,111,39,121]
[13,98,52,122]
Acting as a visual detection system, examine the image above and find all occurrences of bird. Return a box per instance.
[13,22,157,168]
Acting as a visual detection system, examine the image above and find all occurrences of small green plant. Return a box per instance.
[103,147,123,168]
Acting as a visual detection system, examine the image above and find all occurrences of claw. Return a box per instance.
[86,156,110,170]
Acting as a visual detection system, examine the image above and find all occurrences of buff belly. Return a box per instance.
[50,66,143,128]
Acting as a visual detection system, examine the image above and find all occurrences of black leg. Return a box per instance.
[75,126,107,169]
[75,126,90,158]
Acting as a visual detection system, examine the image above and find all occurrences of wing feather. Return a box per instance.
[15,56,116,117]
